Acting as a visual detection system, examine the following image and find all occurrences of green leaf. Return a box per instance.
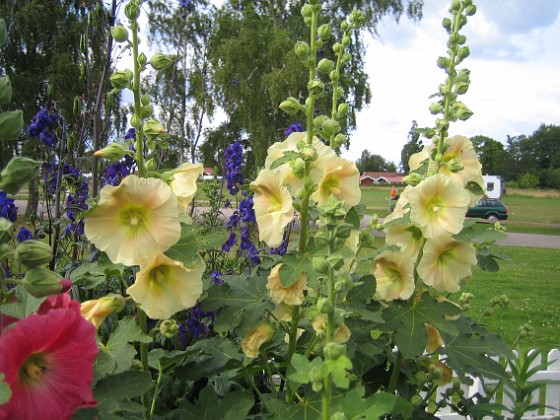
[279,253,315,288]
[324,354,353,389]
[344,275,384,323]
[199,275,273,334]
[439,315,511,381]
[0,373,11,404]
[381,293,461,358]
[287,354,322,389]
[269,151,299,170]
[453,222,507,243]
[96,317,152,377]
[148,348,188,370]
[166,224,228,267]
[345,205,366,229]
[94,370,153,401]
[179,385,253,419]
[0,287,45,319]
[332,387,413,420]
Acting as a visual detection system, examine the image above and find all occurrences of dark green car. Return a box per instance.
[466,198,508,222]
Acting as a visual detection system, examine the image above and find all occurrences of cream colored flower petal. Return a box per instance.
[267,263,307,306]
[373,250,415,301]
[170,163,203,210]
[417,235,477,293]
[408,145,433,172]
[127,253,204,319]
[85,175,180,266]
[312,156,361,207]
[385,224,423,260]
[408,174,469,239]
[251,169,294,248]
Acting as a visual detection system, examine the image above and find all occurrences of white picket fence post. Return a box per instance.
[435,349,560,419]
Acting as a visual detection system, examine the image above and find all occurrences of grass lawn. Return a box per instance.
[452,245,560,353]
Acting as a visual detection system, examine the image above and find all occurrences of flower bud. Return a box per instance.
[464,5,476,16]
[323,342,344,360]
[294,41,310,58]
[307,79,324,95]
[334,324,351,344]
[143,119,165,139]
[341,35,351,47]
[429,102,443,115]
[457,46,470,60]
[317,24,332,40]
[110,25,129,42]
[442,17,452,32]
[110,69,133,89]
[455,102,473,121]
[14,240,52,268]
[279,97,301,115]
[150,53,174,71]
[450,0,461,12]
[300,144,318,162]
[309,366,323,391]
[130,113,142,129]
[0,76,13,105]
[80,63,87,81]
[446,158,464,172]
[125,1,140,20]
[22,268,64,298]
[334,223,352,239]
[313,230,329,248]
[0,156,41,194]
[0,19,6,47]
[94,142,129,161]
[160,319,180,338]
[454,81,469,95]
[0,110,23,141]
[146,157,158,171]
[138,52,147,67]
[80,34,87,53]
[327,255,344,271]
[300,4,313,18]
[334,133,347,148]
[81,293,126,330]
[402,172,424,186]
[0,218,13,244]
[321,118,341,137]
[312,256,329,274]
[337,103,348,117]
[332,42,342,53]
[437,56,450,69]
[316,58,335,74]
[141,94,151,106]
[290,157,306,178]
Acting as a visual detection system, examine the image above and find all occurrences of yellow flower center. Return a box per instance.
[150,266,168,284]
[120,205,149,233]
[20,353,48,385]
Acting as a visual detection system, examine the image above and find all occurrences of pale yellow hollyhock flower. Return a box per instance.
[384,224,423,260]
[417,235,477,293]
[85,175,181,266]
[373,250,415,301]
[241,321,276,358]
[312,156,361,207]
[408,173,469,239]
[169,162,203,211]
[126,253,204,319]
[80,294,126,330]
[251,169,294,247]
[334,324,351,344]
[440,136,484,205]
[408,145,433,172]
[265,131,334,192]
[267,263,307,306]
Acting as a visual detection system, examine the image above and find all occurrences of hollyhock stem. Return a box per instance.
[130,20,145,178]
[322,234,336,419]
[138,307,151,419]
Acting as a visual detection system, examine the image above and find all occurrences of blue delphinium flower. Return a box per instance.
[224,141,244,195]
[284,121,304,137]
[222,231,236,252]
[102,145,136,186]
[271,231,290,256]
[178,0,191,7]
[28,108,59,147]
[240,225,260,265]
[124,127,136,140]
[210,270,224,285]
[17,227,34,242]
[0,192,17,222]
[178,306,215,347]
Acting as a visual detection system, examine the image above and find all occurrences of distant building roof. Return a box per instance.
[360,171,405,184]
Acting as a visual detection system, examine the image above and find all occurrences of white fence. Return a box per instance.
[436,349,560,419]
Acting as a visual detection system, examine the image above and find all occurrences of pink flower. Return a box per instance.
[0,306,98,419]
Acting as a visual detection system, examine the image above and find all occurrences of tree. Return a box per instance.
[470,135,508,176]
[400,120,422,172]
[355,149,396,173]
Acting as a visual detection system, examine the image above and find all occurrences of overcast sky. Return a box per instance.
[342,0,560,167]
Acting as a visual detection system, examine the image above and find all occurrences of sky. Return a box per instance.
[342,0,560,167]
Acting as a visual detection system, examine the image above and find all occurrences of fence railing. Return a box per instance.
[435,349,560,419]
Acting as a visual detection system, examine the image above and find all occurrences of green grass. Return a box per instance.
[452,246,560,353]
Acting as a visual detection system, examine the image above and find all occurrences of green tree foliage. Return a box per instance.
[147,0,216,166]
[400,120,422,172]
[470,134,508,176]
[207,0,423,171]
[356,149,396,173]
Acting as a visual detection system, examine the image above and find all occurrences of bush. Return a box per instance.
[518,173,539,189]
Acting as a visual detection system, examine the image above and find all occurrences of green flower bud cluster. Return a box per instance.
[22,268,65,298]
[111,25,129,43]
[15,240,52,268]
[110,69,133,90]
[0,76,13,105]
[0,157,41,194]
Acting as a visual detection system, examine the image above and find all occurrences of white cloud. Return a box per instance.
[342,0,560,168]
